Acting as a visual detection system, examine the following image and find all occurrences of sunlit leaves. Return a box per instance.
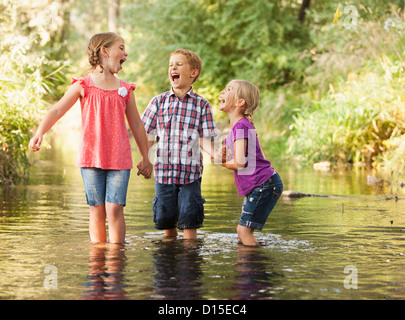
[0,0,69,188]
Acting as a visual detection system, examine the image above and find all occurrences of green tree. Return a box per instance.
[122,0,312,97]
[0,0,70,189]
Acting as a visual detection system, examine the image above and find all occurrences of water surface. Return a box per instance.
[1,140,404,300]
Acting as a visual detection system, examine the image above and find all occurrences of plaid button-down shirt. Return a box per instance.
[141,87,217,184]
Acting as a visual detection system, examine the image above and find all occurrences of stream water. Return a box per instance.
[1,137,404,301]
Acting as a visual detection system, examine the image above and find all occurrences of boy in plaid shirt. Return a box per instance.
[141,49,217,240]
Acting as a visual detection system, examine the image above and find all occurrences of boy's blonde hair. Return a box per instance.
[170,49,203,83]
[230,80,259,127]
[87,32,123,73]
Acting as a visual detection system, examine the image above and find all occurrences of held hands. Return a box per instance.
[28,134,43,152]
[212,145,232,164]
[137,158,153,179]
[29,133,154,179]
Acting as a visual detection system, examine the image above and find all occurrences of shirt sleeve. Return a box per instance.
[71,77,86,98]
[232,121,251,141]
[199,100,218,138]
[125,83,136,103]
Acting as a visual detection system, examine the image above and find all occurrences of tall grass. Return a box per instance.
[285,10,405,169]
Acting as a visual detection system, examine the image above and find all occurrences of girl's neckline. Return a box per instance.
[89,75,122,91]
[230,116,247,127]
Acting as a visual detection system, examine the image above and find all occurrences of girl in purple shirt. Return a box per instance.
[215,80,283,246]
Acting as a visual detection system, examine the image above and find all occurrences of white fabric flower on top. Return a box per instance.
[118,87,128,98]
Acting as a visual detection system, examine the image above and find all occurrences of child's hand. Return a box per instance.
[212,148,222,163]
[28,135,43,152]
[137,158,153,179]
[212,146,232,163]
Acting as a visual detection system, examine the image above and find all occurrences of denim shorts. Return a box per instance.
[239,172,283,230]
[81,168,131,207]
[153,178,205,230]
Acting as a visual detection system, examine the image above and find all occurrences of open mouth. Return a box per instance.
[171,73,180,81]
[120,59,126,65]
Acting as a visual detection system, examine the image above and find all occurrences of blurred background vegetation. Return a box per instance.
[1,0,405,190]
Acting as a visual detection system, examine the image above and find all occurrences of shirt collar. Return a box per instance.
[169,87,194,99]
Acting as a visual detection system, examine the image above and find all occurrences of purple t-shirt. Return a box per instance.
[225,118,274,196]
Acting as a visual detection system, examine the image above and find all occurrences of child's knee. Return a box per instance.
[106,202,124,219]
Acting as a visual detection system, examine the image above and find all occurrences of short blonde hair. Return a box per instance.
[170,49,203,83]
[87,32,123,72]
[229,80,259,126]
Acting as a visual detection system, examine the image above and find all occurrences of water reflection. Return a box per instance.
[2,139,405,300]
[151,240,204,300]
[82,243,128,300]
[232,246,282,300]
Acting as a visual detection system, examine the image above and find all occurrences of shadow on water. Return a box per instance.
[150,239,204,300]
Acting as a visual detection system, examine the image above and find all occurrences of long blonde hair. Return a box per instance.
[87,32,123,73]
[230,80,259,127]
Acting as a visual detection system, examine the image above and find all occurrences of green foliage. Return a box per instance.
[122,0,311,95]
[121,0,405,171]
[286,10,405,167]
[377,135,405,171]
[3,0,405,190]
[0,101,39,188]
[0,0,70,189]
[199,0,311,89]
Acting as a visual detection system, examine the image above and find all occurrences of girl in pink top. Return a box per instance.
[29,32,152,244]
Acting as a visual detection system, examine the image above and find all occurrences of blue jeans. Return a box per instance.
[81,168,131,207]
[239,172,283,230]
[153,178,205,230]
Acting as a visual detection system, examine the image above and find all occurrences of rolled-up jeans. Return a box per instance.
[239,172,283,230]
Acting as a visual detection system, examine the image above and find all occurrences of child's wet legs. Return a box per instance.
[164,228,178,238]
[183,228,197,240]
[237,225,259,247]
[89,204,107,243]
[106,202,126,244]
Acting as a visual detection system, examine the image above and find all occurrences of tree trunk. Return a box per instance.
[298,0,310,22]
[108,0,120,32]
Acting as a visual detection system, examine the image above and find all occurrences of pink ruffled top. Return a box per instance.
[71,75,136,170]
